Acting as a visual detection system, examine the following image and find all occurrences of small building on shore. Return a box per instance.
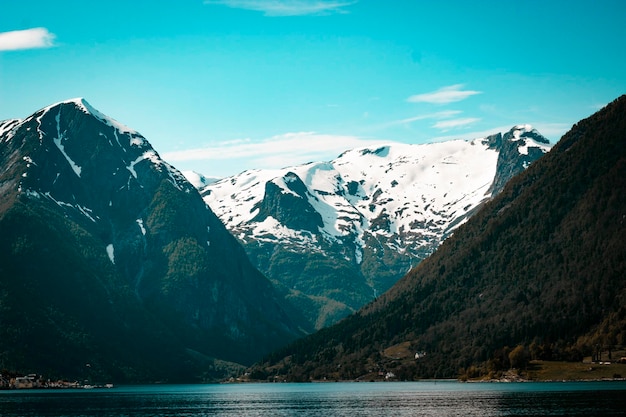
[12,375,39,389]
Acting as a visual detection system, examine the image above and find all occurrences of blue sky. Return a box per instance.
[1,1,624,177]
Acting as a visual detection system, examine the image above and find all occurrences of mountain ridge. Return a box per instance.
[200,126,551,329]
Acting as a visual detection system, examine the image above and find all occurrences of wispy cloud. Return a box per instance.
[432,117,480,131]
[391,110,462,126]
[407,84,481,104]
[0,28,56,51]
[204,0,357,16]
[366,110,464,134]
[163,132,387,170]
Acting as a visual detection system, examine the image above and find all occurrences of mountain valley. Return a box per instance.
[199,126,551,329]
[1,95,622,385]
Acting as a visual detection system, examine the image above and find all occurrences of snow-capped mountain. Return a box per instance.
[200,126,551,329]
[0,99,305,381]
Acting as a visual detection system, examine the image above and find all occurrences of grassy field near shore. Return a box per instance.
[525,360,626,381]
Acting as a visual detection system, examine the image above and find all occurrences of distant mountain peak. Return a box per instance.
[9,98,191,212]
[511,123,534,134]
[508,124,551,146]
[31,97,140,136]
[200,126,552,329]
[487,125,552,195]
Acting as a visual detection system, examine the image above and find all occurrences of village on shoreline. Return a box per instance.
[0,372,113,390]
[3,350,625,389]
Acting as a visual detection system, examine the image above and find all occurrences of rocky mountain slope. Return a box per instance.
[200,126,551,328]
[251,95,626,381]
[0,99,305,382]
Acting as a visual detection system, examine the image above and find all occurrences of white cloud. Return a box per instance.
[163,132,387,170]
[407,84,481,104]
[392,110,462,125]
[204,0,357,16]
[0,28,56,51]
[432,117,480,131]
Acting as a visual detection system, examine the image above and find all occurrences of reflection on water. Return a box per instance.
[1,381,626,416]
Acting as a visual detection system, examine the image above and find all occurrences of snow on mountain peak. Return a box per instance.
[201,127,552,257]
[23,98,144,146]
[73,98,140,137]
[197,126,552,329]
[508,124,552,155]
[3,98,194,211]
[202,137,504,254]
[512,123,534,134]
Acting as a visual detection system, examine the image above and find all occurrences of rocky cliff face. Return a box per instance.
[0,99,305,381]
[487,125,552,194]
[200,126,551,329]
[252,172,324,232]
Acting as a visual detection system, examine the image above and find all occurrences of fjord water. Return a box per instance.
[1,381,625,416]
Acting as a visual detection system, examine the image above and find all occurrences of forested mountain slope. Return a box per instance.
[0,99,305,382]
[252,95,626,381]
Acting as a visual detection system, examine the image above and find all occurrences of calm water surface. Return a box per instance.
[1,381,625,416]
